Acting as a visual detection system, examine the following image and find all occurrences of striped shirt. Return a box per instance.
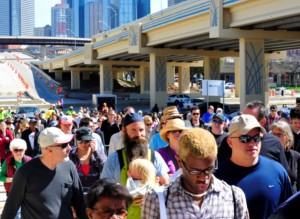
[142,175,249,219]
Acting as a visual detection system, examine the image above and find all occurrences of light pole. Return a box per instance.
[107,5,117,28]
[99,20,111,31]
[67,29,77,50]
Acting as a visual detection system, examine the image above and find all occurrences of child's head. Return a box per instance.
[127,158,157,187]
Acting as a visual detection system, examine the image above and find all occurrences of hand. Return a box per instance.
[132,194,144,207]
[6,177,13,183]
[89,140,97,152]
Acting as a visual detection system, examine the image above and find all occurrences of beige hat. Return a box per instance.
[229,114,266,136]
[161,106,182,120]
[160,118,187,142]
[38,127,73,148]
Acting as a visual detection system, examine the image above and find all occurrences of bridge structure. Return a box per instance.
[35,0,300,109]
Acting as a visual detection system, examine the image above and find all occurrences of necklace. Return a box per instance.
[182,187,207,198]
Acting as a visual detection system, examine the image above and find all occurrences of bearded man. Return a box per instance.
[101,113,169,219]
[101,113,169,185]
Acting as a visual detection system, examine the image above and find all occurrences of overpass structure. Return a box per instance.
[36,0,300,109]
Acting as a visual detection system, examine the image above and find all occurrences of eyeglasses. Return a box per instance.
[13,149,24,153]
[230,134,262,143]
[182,161,217,176]
[146,123,152,126]
[108,114,116,117]
[91,208,127,218]
[169,130,183,134]
[192,113,200,116]
[272,132,285,137]
[50,143,69,149]
[212,120,223,125]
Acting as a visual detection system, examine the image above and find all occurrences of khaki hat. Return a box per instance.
[38,127,73,148]
[161,106,182,120]
[160,118,187,142]
[229,114,266,136]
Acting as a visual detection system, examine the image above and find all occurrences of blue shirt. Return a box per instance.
[100,150,169,183]
[215,156,293,219]
[149,132,168,151]
[202,112,215,123]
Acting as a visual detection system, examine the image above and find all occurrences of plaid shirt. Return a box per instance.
[266,114,281,132]
[142,175,249,219]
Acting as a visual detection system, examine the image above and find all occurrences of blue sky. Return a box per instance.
[35,0,168,27]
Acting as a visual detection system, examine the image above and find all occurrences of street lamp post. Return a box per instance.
[107,5,117,28]
[99,20,111,31]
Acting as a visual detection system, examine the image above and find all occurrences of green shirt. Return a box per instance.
[0,160,23,182]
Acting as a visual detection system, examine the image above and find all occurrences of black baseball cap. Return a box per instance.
[76,127,93,141]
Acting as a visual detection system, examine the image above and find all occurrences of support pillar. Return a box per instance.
[40,45,47,60]
[134,69,139,86]
[204,57,220,101]
[166,64,175,88]
[82,72,90,80]
[239,38,266,110]
[178,66,190,93]
[143,66,150,93]
[234,58,240,97]
[150,53,167,109]
[54,71,63,81]
[139,66,146,94]
[99,64,113,94]
[71,70,80,90]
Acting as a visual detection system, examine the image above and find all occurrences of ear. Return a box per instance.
[86,208,93,219]
[226,137,233,149]
[175,154,183,168]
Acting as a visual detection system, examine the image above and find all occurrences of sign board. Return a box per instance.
[202,80,225,96]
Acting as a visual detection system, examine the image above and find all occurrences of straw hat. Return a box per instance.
[160,118,187,142]
[161,106,182,120]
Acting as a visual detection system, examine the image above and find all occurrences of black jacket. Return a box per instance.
[21,128,41,158]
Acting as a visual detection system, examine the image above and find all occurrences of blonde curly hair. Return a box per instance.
[179,128,217,162]
[129,158,157,188]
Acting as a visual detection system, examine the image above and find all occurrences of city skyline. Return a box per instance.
[35,0,168,28]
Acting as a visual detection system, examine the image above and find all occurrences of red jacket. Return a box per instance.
[4,155,31,192]
[0,130,13,159]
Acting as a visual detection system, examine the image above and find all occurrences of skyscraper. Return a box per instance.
[51,3,74,37]
[0,0,34,36]
[20,0,35,36]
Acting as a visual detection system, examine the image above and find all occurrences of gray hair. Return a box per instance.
[271,121,294,150]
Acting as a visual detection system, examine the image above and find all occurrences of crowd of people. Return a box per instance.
[0,100,299,218]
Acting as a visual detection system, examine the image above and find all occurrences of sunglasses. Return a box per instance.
[161,122,166,126]
[212,120,223,125]
[13,149,24,153]
[146,123,152,126]
[80,140,92,144]
[230,134,262,143]
[169,130,183,134]
[51,143,69,149]
[192,113,200,116]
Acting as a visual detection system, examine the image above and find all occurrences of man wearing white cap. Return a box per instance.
[2,127,88,219]
[215,114,293,219]
[59,115,76,148]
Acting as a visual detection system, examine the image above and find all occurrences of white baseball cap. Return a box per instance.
[60,115,73,125]
[38,127,73,148]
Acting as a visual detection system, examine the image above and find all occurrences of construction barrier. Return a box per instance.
[291,90,295,96]
[51,83,54,89]
[39,74,42,79]
[46,79,49,85]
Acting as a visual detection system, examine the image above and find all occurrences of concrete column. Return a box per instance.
[204,57,220,101]
[40,45,47,60]
[239,38,266,110]
[166,64,175,87]
[139,66,145,94]
[99,64,113,94]
[134,69,139,86]
[234,58,240,97]
[82,72,90,80]
[143,66,150,93]
[178,65,190,93]
[54,71,63,81]
[71,70,80,90]
[150,53,168,109]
